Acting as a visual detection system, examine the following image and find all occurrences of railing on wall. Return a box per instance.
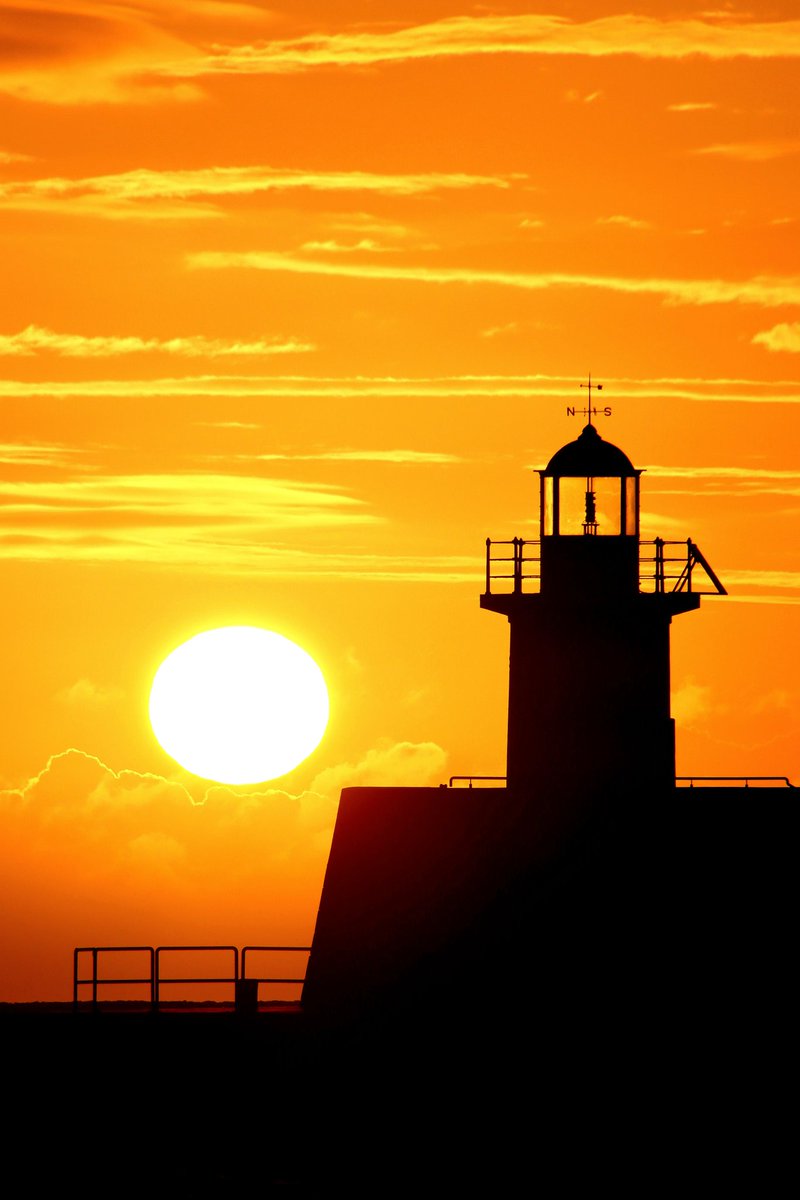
[448,776,508,788]
[483,537,727,596]
[447,775,796,789]
[676,776,796,788]
[73,946,156,1008]
[154,945,239,1008]
[73,944,310,1011]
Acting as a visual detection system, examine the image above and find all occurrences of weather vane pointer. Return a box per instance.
[567,374,612,424]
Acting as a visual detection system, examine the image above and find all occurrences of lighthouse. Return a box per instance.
[303,389,736,1022]
[482,393,726,800]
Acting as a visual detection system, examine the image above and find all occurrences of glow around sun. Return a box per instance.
[149,626,329,785]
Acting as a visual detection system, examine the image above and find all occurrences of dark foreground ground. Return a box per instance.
[4,788,796,1195]
[3,988,793,1197]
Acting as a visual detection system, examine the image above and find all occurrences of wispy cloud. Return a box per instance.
[330,215,413,239]
[299,239,400,254]
[157,15,800,78]
[647,464,800,497]
[564,88,603,104]
[692,139,800,162]
[0,735,447,999]
[196,420,261,430]
[0,472,378,569]
[309,740,447,800]
[673,679,715,725]
[0,442,84,469]
[667,101,719,112]
[244,449,462,465]
[597,215,653,230]
[649,465,800,479]
[752,322,800,353]
[723,596,800,606]
[55,679,123,707]
[0,324,313,358]
[481,322,521,339]
[0,464,481,579]
[0,374,796,404]
[6,10,799,109]
[0,165,517,219]
[188,250,800,311]
[723,569,800,592]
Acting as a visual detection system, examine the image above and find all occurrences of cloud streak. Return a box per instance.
[0,325,313,358]
[647,464,800,498]
[0,463,481,578]
[189,250,800,311]
[158,15,800,77]
[0,472,379,569]
[692,140,800,162]
[724,570,800,591]
[0,165,516,219]
[0,442,84,469]
[5,10,799,108]
[0,374,796,404]
[247,449,462,465]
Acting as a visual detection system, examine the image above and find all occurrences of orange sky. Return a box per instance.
[1,1,798,1000]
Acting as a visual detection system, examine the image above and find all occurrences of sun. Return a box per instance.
[149,626,329,785]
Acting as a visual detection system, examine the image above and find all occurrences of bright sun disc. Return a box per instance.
[149,626,329,785]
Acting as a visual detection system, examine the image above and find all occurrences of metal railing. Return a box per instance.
[448,776,507,788]
[73,944,311,1011]
[640,539,727,596]
[73,946,155,1008]
[483,537,726,596]
[677,776,796,788]
[445,774,795,790]
[484,538,540,594]
[154,945,239,1008]
[241,947,310,997]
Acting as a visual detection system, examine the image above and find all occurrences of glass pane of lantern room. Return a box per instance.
[558,477,622,535]
[543,476,554,536]
[626,476,638,536]
[593,477,622,535]
[558,477,589,534]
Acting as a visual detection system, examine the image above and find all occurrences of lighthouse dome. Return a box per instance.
[543,424,637,477]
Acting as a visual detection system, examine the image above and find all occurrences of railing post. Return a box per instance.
[149,947,156,1013]
[687,538,694,592]
[485,538,491,594]
[92,948,98,1011]
[513,537,521,594]
[654,537,664,593]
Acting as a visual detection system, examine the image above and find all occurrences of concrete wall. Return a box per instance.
[303,783,797,1037]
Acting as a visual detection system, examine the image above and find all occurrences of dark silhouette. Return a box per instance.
[303,419,729,1019]
[4,412,795,1195]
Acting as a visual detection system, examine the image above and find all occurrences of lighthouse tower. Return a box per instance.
[481,391,726,800]
[303,387,737,1026]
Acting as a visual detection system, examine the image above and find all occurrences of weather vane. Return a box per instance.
[566,374,612,425]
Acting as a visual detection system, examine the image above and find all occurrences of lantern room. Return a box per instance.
[539,422,642,598]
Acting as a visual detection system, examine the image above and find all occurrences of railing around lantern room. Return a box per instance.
[484,537,727,596]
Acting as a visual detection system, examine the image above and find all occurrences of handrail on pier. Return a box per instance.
[73,944,311,1011]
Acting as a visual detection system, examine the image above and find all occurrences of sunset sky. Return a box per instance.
[1,1,798,1000]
